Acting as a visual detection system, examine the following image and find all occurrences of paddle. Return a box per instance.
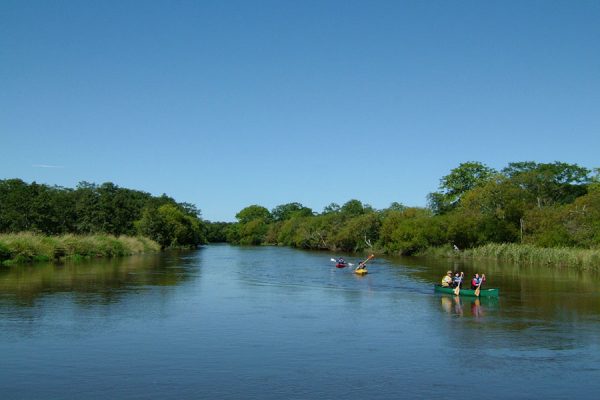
[453,272,464,296]
[356,254,375,270]
[474,274,484,297]
[363,254,375,264]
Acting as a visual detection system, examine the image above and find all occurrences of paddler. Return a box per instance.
[471,273,486,290]
[441,270,453,287]
[452,272,464,288]
[355,261,366,272]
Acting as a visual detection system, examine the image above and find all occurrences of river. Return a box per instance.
[1,244,599,399]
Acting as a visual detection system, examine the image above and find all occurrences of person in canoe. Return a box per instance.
[441,271,453,287]
[452,272,464,288]
[471,273,486,290]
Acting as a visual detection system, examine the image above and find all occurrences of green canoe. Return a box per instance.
[434,285,499,297]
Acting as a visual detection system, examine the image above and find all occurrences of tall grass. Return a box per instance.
[0,233,160,265]
[418,243,600,271]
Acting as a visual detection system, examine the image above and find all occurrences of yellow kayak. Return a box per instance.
[354,268,368,275]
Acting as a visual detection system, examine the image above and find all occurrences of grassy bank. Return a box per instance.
[417,243,600,270]
[0,233,160,265]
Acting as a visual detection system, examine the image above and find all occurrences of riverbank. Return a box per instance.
[417,243,600,270]
[0,232,160,265]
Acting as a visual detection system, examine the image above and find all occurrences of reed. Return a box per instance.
[419,243,600,270]
[0,233,160,265]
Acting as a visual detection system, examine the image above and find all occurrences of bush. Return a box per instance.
[0,233,159,265]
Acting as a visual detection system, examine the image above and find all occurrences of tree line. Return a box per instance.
[2,160,598,256]
[0,179,205,249]
[214,161,600,254]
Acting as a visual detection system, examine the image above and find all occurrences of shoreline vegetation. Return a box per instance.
[416,243,600,271]
[2,160,599,269]
[209,161,599,271]
[0,233,159,266]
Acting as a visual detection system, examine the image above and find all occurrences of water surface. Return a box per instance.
[1,245,599,399]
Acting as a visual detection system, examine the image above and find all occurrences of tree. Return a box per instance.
[428,162,496,214]
[235,205,272,224]
[136,204,205,248]
[231,205,272,245]
[271,202,313,222]
[204,221,233,243]
[340,199,365,218]
[387,202,406,212]
[322,203,340,214]
[377,207,446,255]
[332,212,381,252]
[0,179,32,232]
[502,161,590,208]
[452,176,527,244]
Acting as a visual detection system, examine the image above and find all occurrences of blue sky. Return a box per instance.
[2,0,599,222]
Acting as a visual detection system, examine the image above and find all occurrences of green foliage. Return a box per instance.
[204,221,233,243]
[235,205,272,224]
[340,199,366,218]
[501,161,590,208]
[73,182,150,235]
[378,208,446,255]
[322,203,340,214]
[428,161,496,214]
[223,160,595,266]
[0,179,204,250]
[0,242,10,262]
[238,219,269,245]
[136,204,205,249]
[0,233,159,265]
[386,202,406,212]
[271,202,313,222]
[419,243,600,270]
[228,205,272,245]
[521,183,600,248]
[461,243,600,270]
[2,159,596,266]
[332,212,380,252]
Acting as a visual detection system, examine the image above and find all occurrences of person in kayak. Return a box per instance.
[337,257,345,264]
[355,261,367,272]
[471,273,486,290]
[452,272,464,288]
[441,271,453,287]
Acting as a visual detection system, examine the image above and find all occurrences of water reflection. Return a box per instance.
[0,251,197,307]
[1,245,599,399]
[390,254,600,323]
[439,295,499,319]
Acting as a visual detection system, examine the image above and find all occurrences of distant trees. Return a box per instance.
[2,159,597,255]
[0,179,74,234]
[428,161,496,214]
[204,222,233,243]
[227,205,272,245]
[224,160,598,255]
[0,179,205,248]
[271,202,313,222]
[135,203,204,249]
[501,161,590,208]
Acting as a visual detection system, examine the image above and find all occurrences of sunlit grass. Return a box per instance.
[418,243,600,270]
[0,233,160,265]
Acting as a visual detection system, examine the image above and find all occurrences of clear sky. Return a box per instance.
[2,0,599,222]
